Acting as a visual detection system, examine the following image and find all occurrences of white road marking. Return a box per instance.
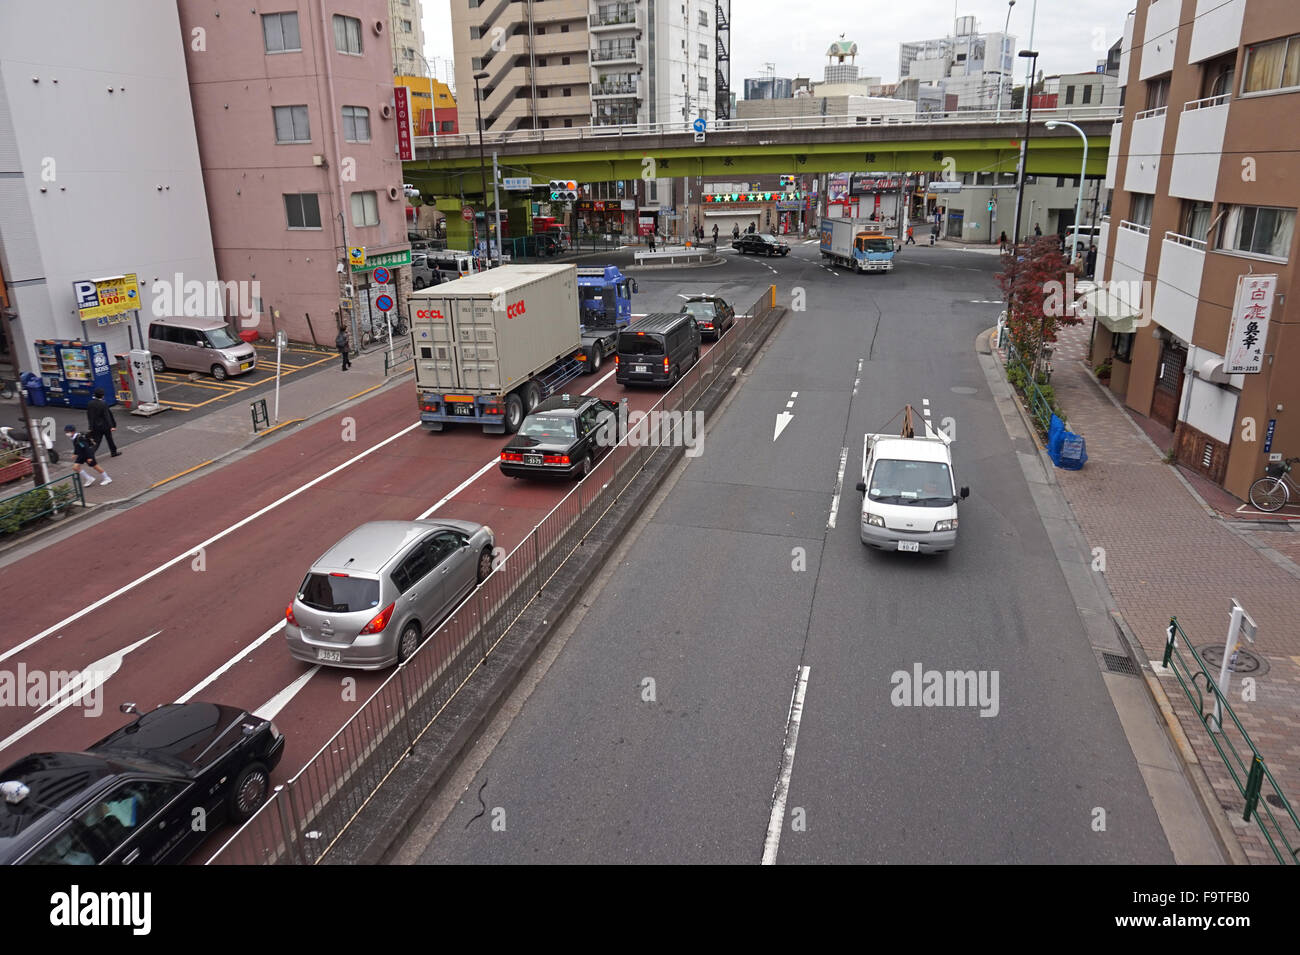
[853,378,860,395]
[4,421,424,665]
[828,447,849,529]
[785,401,794,409]
[0,632,161,755]
[419,457,502,519]
[791,391,798,398]
[254,665,320,721]
[773,412,794,442]
[580,367,617,395]
[176,620,286,703]
[762,665,810,865]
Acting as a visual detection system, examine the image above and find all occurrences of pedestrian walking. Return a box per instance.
[732,224,740,240]
[905,225,916,245]
[1033,223,1043,238]
[1086,243,1098,279]
[647,230,657,252]
[65,425,110,486]
[930,224,938,246]
[335,326,351,371]
[998,231,1009,252]
[86,387,119,457]
[712,223,719,248]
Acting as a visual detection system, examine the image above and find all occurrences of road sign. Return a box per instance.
[692,118,706,133]
[502,177,532,191]
[375,294,394,312]
[348,247,366,267]
[372,266,391,285]
[693,132,706,143]
[461,207,475,222]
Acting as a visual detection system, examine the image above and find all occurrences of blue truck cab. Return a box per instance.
[577,266,637,329]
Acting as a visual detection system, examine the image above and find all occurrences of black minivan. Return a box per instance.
[615,312,702,387]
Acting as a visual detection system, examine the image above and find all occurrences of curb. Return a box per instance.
[624,254,726,272]
[323,304,789,865]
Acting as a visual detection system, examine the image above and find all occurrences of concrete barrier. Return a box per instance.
[634,247,707,265]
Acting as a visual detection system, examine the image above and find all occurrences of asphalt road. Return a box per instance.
[405,241,1177,864]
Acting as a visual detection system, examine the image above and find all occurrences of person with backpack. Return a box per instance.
[65,424,111,487]
[335,326,351,371]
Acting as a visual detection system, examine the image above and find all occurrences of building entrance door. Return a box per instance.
[1150,338,1187,431]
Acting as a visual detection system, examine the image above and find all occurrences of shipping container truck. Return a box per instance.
[820,217,897,273]
[409,264,618,434]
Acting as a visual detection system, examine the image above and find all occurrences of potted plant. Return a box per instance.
[1094,361,1112,383]
[0,447,34,485]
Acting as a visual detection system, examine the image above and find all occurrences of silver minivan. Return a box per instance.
[148,318,257,380]
[284,519,496,670]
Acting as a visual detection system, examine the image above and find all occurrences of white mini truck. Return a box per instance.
[854,407,969,554]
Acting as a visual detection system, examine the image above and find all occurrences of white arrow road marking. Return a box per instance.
[176,620,286,704]
[762,665,810,865]
[0,631,162,755]
[828,447,849,529]
[254,666,320,722]
[774,412,793,442]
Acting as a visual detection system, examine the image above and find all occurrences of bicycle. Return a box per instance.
[1248,457,1300,512]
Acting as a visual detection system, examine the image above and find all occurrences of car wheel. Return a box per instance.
[211,364,228,381]
[668,366,679,387]
[521,381,542,413]
[503,392,524,433]
[477,545,494,583]
[151,355,166,374]
[413,277,427,290]
[228,761,270,823]
[587,346,603,374]
[577,454,592,479]
[397,622,421,664]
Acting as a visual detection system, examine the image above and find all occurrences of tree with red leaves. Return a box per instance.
[996,235,1084,377]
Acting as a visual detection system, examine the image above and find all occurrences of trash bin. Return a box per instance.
[21,372,45,407]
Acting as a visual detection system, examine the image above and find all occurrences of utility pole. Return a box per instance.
[492,151,504,264]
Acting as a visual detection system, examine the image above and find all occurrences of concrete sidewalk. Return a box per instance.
[1008,321,1300,864]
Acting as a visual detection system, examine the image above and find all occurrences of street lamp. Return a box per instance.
[1010,49,1040,249]
[1045,120,1089,266]
[473,70,490,266]
[995,0,1015,122]
[411,51,438,146]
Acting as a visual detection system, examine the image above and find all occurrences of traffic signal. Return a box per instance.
[988,198,996,213]
[549,179,578,201]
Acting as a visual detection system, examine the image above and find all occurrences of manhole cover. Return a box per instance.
[1196,645,1269,676]
[951,386,978,395]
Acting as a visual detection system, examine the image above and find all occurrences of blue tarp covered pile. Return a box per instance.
[1047,414,1088,470]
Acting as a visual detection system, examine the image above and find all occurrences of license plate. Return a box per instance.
[897,541,920,553]
[524,454,543,466]
[634,364,648,373]
[317,649,342,663]
[452,404,473,416]
[240,362,252,370]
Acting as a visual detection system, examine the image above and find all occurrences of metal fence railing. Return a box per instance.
[1163,617,1300,864]
[208,286,780,864]
[0,471,85,536]
[1003,343,1057,432]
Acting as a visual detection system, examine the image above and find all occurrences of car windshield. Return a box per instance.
[683,302,716,318]
[868,459,954,506]
[619,336,664,356]
[760,235,777,243]
[863,238,894,253]
[519,415,577,440]
[299,573,381,613]
[206,326,240,349]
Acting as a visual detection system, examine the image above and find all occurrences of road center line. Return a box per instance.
[828,447,849,529]
[175,620,287,704]
[762,665,811,865]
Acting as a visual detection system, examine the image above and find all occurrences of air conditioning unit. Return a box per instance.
[312,155,325,167]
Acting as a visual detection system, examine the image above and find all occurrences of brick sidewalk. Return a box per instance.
[1030,321,1300,863]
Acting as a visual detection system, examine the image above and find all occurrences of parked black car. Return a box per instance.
[679,295,735,339]
[733,234,790,256]
[0,701,284,865]
[499,394,621,480]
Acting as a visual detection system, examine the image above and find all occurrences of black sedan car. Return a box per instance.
[679,295,735,339]
[733,233,790,256]
[500,394,621,480]
[0,701,284,865]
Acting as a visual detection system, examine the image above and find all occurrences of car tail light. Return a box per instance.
[359,603,395,635]
[702,322,713,329]
[484,404,501,416]
[614,355,620,367]
[285,604,297,626]
[663,356,670,372]
[422,403,436,412]
[501,451,523,462]
[543,454,570,465]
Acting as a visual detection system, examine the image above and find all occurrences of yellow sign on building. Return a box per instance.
[72,274,141,322]
[349,247,366,267]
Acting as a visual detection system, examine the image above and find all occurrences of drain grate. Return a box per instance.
[1102,652,1140,676]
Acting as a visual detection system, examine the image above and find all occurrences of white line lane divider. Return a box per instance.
[828,447,848,529]
[255,665,320,722]
[853,358,863,396]
[2,420,424,665]
[762,664,811,865]
[175,620,287,704]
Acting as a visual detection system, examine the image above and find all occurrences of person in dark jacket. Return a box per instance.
[1086,243,1098,279]
[65,424,111,486]
[86,387,119,456]
[335,326,351,371]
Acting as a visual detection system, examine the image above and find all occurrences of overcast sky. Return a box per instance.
[421,0,1133,89]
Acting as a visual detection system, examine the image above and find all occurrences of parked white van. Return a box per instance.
[854,409,969,553]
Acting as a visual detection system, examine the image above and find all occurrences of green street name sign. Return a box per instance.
[351,249,412,272]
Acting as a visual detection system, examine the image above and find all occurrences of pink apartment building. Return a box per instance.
[178,1,410,346]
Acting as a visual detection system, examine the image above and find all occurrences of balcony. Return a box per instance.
[1096,215,1111,282]
[592,43,639,66]
[1140,0,1180,81]
[1151,231,1205,342]
[592,79,640,99]
[1189,0,1245,64]
[1169,95,1229,202]
[1104,120,1122,190]
[1124,107,1166,194]
[590,7,644,32]
[1110,219,1150,293]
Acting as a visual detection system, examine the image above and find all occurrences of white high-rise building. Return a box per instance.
[899,15,1015,111]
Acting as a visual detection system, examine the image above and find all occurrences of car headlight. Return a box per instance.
[269,721,283,739]
[864,512,884,527]
[934,518,958,532]
[482,525,494,542]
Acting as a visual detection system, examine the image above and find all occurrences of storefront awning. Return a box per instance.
[1078,283,1143,335]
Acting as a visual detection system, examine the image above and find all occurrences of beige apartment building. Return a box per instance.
[1093,0,1300,500]
[388,0,428,78]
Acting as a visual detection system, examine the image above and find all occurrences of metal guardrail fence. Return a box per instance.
[1003,343,1056,432]
[0,471,84,535]
[208,287,779,864]
[1163,617,1300,864]
[384,339,414,376]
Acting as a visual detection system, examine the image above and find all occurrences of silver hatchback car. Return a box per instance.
[285,519,495,669]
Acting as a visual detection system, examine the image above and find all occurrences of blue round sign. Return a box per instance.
[375,294,394,312]
[692,118,706,133]
[373,266,391,284]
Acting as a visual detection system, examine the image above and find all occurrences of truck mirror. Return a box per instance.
[855,481,867,493]
[960,486,970,499]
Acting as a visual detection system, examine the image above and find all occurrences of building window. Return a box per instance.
[441,120,455,132]
[1114,332,1135,363]
[1218,205,1296,259]
[272,105,311,143]
[342,106,370,142]
[564,118,573,127]
[401,19,413,32]
[539,88,548,98]
[470,26,480,39]
[699,43,707,59]
[564,87,571,97]
[1129,193,1154,227]
[351,191,379,227]
[262,12,301,53]
[1065,86,1075,105]
[698,75,708,92]
[562,55,571,65]
[537,25,545,34]
[698,10,708,26]
[284,193,322,229]
[333,15,363,55]
[1082,85,1092,104]
[1182,200,1212,241]
[561,23,569,33]
[1145,76,1169,110]
[1241,33,1300,95]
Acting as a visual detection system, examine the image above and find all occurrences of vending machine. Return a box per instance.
[34,339,117,408]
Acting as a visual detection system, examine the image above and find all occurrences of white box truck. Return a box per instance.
[854,406,969,553]
[820,217,897,273]
[409,264,618,434]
